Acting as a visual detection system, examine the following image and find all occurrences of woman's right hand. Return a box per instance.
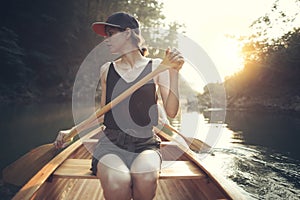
[161,48,184,71]
[54,129,73,149]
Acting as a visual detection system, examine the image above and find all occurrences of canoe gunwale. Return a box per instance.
[12,126,104,200]
[155,128,246,200]
[12,126,246,200]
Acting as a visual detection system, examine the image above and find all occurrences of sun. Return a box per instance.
[210,35,244,80]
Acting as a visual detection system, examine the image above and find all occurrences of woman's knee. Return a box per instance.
[131,150,161,173]
[106,169,131,191]
[97,155,132,192]
[132,170,158,184]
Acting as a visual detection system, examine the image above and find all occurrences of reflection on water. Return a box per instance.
[225,111,300,161]
[170,111,227,151]
[0,103,74,172]
[0,103,101,199]
[192,110,300,199]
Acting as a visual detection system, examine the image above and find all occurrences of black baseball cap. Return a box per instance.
[92,12,139,37]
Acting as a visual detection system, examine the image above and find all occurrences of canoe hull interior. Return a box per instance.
[33,143,229,200]
[12,127,245,200]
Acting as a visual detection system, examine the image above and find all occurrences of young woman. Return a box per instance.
[55,12,184,200]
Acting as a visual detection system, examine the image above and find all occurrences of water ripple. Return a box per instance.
[205,145,300,199]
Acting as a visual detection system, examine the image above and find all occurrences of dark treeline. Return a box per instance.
[0,0,170,104]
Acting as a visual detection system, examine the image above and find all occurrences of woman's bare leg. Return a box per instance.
[97,154,132,200]
[130,150,161,200]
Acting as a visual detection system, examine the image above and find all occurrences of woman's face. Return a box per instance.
[104,27,127,54]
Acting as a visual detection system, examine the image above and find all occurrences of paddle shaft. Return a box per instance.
[164,124,187,140]
[3,60,172,187]
[64,64,169,141]
[163,123,211,150]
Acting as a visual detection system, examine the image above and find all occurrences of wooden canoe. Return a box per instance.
[12,125,245,200]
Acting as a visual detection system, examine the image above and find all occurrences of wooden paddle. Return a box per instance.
[157,106,211,153]
[2,62,172,186]
[163,123,211,152]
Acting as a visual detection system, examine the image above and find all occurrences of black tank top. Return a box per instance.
[104,60,158,134]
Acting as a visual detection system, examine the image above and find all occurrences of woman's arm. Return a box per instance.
[156,48,184,118]
[159,70,180,118]
[100,63,108,107]
[54,63,109,149]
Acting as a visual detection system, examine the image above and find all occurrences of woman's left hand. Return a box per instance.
[54,129,73,149]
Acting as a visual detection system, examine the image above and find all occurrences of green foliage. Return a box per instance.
[0,0,182,104]
[248,0,300,42]
[142,22,184,59]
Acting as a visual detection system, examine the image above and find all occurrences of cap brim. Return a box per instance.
[92,22,122,36]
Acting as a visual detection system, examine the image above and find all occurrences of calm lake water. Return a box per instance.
[0,103,300,199]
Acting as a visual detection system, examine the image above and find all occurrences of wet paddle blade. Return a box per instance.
[162,124,211,153]
[2,144,57,186]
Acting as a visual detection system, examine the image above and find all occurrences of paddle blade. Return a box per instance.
[2,144,57,186]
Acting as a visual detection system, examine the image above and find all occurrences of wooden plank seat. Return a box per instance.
[53,159,206,180]
[82,139,174,147]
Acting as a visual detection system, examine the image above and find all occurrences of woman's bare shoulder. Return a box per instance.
[100,62,111,81]
[100,62,111,71]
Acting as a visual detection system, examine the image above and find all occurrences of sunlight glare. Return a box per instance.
[211,35,244,79]
[160,0,275,80]
[180,62,205,93]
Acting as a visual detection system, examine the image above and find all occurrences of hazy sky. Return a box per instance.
[161,0,276,81]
